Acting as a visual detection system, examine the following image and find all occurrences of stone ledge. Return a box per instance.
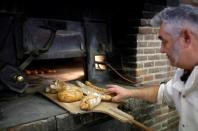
[0,92,130,131]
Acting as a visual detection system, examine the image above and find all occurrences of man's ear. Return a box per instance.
[181,29,192,47]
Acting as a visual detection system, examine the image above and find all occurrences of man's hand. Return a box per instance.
[106,84,159,103]
[106,84,133,102]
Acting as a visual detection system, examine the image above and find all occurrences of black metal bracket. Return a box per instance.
[19,26,57,70]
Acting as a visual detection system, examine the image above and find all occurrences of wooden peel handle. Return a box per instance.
[128,119,153,131]
[109,107,153,131]
[108,108,153,131]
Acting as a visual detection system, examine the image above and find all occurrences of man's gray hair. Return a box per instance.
[150,4,198,38]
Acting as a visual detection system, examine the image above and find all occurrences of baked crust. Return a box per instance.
[57,88,83,102]
[80,95,101,110]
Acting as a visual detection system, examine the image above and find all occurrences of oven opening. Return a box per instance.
[24,57,85,82]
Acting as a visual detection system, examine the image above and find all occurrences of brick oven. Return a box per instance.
[0,0,180,131]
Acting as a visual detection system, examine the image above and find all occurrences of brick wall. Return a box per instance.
[133,24,179,131]
[111,1,180,131]
[133,27,175,85]
[120,23,179,131]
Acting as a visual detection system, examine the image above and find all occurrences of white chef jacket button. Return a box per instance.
[182,95,185,98]
[182,124,185,127]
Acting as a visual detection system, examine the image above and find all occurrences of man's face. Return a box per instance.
[158,24,182,67]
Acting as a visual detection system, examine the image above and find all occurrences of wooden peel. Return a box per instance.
[41,92,86,114]
[41,92,152,131]
[93,102,153,131]
[84,81,152,130]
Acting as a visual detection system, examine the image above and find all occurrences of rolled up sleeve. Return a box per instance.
[157,80,175,107]
[157,83,165,104]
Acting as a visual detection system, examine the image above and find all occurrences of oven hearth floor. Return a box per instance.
[0,92,132,131]
[0,93,65,128]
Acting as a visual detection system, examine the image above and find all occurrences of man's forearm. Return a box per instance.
[130,86,159,103]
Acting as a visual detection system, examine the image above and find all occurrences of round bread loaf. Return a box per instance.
[57,88,83,102]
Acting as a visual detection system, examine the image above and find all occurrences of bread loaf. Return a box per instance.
[80,95,101,110]
[85,81,107,93]
[57,88,83,102]
[45,80,66,94]
[85,81,112,101]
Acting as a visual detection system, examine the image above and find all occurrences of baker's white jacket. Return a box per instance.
[158,66,198,131]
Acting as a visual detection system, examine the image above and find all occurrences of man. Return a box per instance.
[107,4,198,131]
